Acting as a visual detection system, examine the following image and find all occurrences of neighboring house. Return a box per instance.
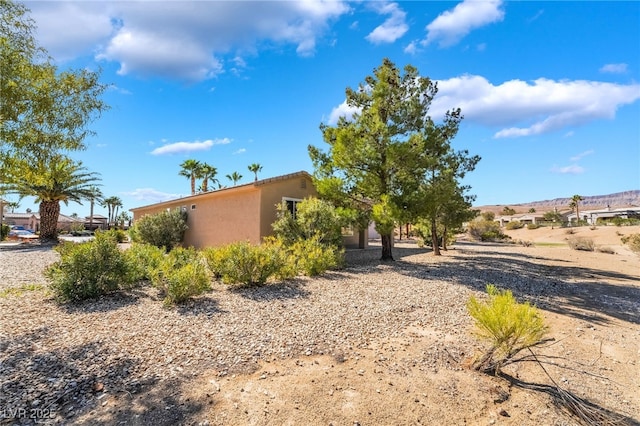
[495,213,546,226]
[130,171,367,249]
[2,213,39,231]
[85,214,108,231]
[567,207,640,225]
[57,214,85,232]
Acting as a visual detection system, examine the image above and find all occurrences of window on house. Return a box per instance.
[283,197,302,218]
[191,204,196,210]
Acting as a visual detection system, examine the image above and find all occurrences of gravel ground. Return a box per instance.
[1,240,638,425]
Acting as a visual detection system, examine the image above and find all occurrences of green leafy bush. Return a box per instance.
[526,223,540,230]
[567,237,595,251]
[125,243,165,282]
[621,233,640,253]
[1,224,9,241]
[151,247,210,305]
[98,228,127,243]
[467,219,508,242]
[505,221,524,230]
[289,236,344,276]
[467,284,548,374]
[130,209,188,251]
[272,197,344,246]
[46,232,134,302]
[207,241,284,287]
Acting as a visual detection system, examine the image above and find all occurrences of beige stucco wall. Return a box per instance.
[258,174,318,239]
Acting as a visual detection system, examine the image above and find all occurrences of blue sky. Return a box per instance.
[10,0,640,217]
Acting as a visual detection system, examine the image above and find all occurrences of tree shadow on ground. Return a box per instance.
[0,327,206,426]
[349,242,640,325]
[174,295,226,316]
[54,288,151,314]
[229,278,311,302]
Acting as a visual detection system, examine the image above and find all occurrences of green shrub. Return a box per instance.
[467,284,548,374]
[289,236,344,276]
[151,247,210,305]
[505,221,524,230]
[621,233,640,253]
[46,232,134,302]
[125,243,165,282]
[130,209,188,251]
[567,237,595,251]
[208,241,283,287]
[467,219,508,242]
[98,228,127,243]
[0,224,9,241]
[526,223,540,230]
[272,197,344,246]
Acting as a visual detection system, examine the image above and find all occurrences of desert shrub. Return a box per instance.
[480,211,495,221]
[596,246,615,255]
[567,237,595,251]
[289,236,344,276]
[46,232,134,302]
[526,223,540,230]
[130,209,188,251]
[505,221,524,230]
[564,228,576,235]
[515,239,533,247]
[1,224,9,240]
[125,243,165,282]
[69,222,86,235]
[98,228,127,243]
[467,219,508,242]
[621,233,640,253]
[151,247,210,305]
[272,197,344,247]
[211,241,284,287]
[467,284,548,374]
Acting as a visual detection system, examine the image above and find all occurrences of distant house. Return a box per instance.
[3,212,39,231]
[130,171,367,249]
[568,207,640,225]
[84,214,108,231]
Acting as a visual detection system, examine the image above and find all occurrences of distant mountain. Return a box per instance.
[477,190,640,213]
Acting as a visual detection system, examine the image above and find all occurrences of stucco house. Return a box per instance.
[130,171,367,249]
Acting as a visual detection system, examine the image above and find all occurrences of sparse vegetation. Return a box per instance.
[467,284,548,374]
[565,228,576,235]
[621,233,640,253]
[151,247,210,305]
[46,232,135,302]
[467,218,509,242]
[567,237,595,251]
[596,246,615,255]
[505,221,524,230]
[526,223,540,230]
[129,208,188,251]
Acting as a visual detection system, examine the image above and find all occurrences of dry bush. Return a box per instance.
[567,237,595,251]
[596,246,615,255]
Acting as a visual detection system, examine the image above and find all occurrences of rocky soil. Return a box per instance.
[0,226,639,425]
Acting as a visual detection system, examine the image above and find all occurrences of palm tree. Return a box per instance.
[1,156,100,242]
[179,159,202,195]
[199,163,218,192]
[226,172,243,186]
[86,185,103,231]
[570,194,583,225]
[248,163,263,181]
[5,201,20,213]
[102,196,123,228]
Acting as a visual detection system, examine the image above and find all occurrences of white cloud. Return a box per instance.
[327,101,361,125]
[599,63,628,74]
[428,75,640,138]
[29,2,350,81]
[123,188,180,203]
[424,0,505,47]
[551,165,585,175]
[570,150,594,162]
[365,2,408,44]
[404,41,419,55]
[233,148,247,155]
[150,138,231,156]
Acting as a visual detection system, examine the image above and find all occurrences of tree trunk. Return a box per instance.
[398,225,402,240]
[381,234,394,261]
[431,216,441,256]
[39,200,60,242]
[406,223,410,239]
[89,200,94,230]
[442,225,448,251]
